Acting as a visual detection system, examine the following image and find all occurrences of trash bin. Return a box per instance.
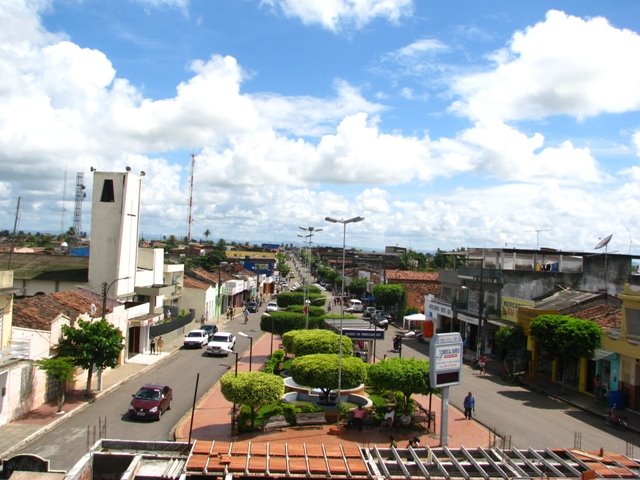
[608,390,625,409]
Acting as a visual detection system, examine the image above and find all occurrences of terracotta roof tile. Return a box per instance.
[248,456,266,472]
[250,443,267,456]
[386,269,440,281]
[288,457,307,474]
[269,443,286,457]
[13,290,95,330]
[211,441,230,455]
[573,303,621,329]
[183,276,211,290]
[268,457,288,472]
[192,440,213,454]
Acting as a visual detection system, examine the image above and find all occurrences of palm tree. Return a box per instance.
[203,228,211,242]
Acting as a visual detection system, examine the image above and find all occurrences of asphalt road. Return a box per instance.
[14,320,262,471]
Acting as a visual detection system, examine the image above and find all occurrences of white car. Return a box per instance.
[266,301,278,312]
[206,332,236,356]
[183,329,209,349]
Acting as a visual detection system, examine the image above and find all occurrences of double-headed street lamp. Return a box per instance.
[238,332,253,372]
[325,215,364,421]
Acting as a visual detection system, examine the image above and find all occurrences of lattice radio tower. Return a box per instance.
[73,172,86,245]
[186,154,195,244]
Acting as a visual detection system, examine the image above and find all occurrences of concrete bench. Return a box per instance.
[263,414,289,432]
[295,412,327,428]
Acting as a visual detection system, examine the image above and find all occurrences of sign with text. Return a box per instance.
[429,332,463,388]
[340,328,385,340]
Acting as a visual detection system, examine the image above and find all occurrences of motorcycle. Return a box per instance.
[604,407,628,430]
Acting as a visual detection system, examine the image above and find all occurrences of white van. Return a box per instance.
[347,299,364,313]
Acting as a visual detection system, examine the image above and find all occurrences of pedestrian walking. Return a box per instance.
[227,306,233,320]
[200,315,205,326]
[463,392,475,419]
[243,308,249,324]
[150,336,156,355]
[478,354,487,375]
[157,336,164,353]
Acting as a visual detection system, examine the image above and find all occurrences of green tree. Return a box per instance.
[318,266,340,289]
[57,319,125,395]
[276,252,290,279]
[203,229,211,242]
[291,354,367,404]
[281,329,353,357]
[349,278,368,298]
[35,357,75,412]
[530,314,601,388]
[373,283,405,320]
[368,357,434,412]
[494,324,527,374]
[220,371,284,429]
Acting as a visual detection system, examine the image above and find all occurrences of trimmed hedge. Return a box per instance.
[277,291,326,307]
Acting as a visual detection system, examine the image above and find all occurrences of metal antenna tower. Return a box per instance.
[73,172,86,245]
[525,228,551,249]
[186,153,195,244]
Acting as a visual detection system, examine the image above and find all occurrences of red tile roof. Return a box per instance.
[386,269,439,282]
[573,303,621,329]
[13,290,97,330]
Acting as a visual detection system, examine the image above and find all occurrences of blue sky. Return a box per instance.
[2,0,640,253]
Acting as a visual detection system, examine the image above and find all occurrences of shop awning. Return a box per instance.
[592,348,615,361]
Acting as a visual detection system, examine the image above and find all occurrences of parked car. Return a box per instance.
[370,310,392,330]
[200,324,219,340]
[363,306,376,318]
[345,299,364,313]
[247,301,258,313]
[183,329,209,349]
[206,332,236,356]
[266,301,278,312]
[128,384,172,421]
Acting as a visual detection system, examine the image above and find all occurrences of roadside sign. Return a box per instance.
[429,332,463,388]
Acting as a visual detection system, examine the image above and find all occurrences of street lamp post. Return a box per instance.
[238,332,253,371]
[217,262,228,320]
[223,347,239,435]
[325,215,364,421]
[397,331,415,358]
[98,276,129,391]
[101,276,130,320]
[264,313,274,356]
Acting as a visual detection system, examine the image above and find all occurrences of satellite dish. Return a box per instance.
[595,234,613,250]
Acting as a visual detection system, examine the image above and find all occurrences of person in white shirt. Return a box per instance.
[380,407,395,430]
